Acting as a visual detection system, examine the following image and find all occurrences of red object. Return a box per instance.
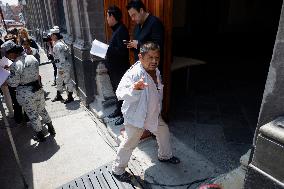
[199,184,222,189]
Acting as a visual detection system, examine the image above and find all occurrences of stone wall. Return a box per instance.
[244,1,284,188]
[23,0,107,106]
[254,2,284,145]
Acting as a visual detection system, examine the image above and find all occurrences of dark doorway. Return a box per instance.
[169,0,282,173]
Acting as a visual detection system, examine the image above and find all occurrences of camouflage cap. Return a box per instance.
[1,40,16,53]
[50,28,60,34]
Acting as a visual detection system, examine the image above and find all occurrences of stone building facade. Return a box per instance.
[22,0,106,106]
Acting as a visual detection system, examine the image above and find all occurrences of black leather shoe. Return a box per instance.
[108,109,121,118]
[64,97,74,104]
[158,156,180,164]
[46,122,56,136]
[64,92,74,104]
[52,91,64,102]
[115,117,124,125]
[33,131,46,142]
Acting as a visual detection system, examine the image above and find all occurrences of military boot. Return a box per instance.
[33,131,46,142]
[64,92,74,104]
[46,122,56,136]
[52,91,63,102]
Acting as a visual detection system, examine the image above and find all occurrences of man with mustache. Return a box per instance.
[112,42,180,182]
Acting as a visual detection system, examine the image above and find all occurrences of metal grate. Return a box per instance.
[57,163,140,189]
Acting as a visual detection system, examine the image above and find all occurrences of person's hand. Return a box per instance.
[127,40,138,49]
[133,77,148,90]
[59,71,64,75]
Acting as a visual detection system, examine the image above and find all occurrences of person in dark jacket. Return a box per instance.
[106,5,130,125]
[126,0,164,74]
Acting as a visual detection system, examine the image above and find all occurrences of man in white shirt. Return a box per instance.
[112,42,180,182]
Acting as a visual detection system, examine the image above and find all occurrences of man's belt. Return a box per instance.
[54,59,60,63]
[19,80,42,92]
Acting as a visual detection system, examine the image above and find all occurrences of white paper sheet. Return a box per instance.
[0,57,13,68]
[0,67,10,86]
[90,39,109,59]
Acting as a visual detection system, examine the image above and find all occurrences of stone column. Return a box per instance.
[48,0,59,27]
[89,58,116,119]
[84,0,106,42]
[39,0,48,31]
[64,0,100,106]
[253,2,284,145]
[62,0,77,95]
[66,0,108,106]
[243,2,284,188]
[43,0,52,29]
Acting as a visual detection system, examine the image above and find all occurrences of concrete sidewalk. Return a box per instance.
[96,114,221,189]
[0,56,117,189]
[0,48,247,189]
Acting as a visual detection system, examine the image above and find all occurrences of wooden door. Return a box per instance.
[103,0,173,121]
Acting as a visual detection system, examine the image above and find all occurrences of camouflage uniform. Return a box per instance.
[7,54,51,133]
[53,40,74,93]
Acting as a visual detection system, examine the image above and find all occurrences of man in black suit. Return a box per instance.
[126,0,164,74]
[106,5,130,125]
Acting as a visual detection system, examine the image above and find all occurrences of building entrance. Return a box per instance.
[169,0,282,173]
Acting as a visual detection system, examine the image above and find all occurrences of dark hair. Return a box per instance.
[126,0,146,12]
[7,28,18,36]
[53,33,63,40]
[4,34,18,43]
[108,5,122,21]
[140,42,160,56]
[43,34,52,42]
[6,45,24,55]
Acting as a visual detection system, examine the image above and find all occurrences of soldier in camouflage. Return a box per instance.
[2,40,56,142]
[50,28,74,104]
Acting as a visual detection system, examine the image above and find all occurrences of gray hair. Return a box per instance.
[139,42,160,56]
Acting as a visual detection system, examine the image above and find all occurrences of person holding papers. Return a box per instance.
[50,27,74,104]
[2,40,55,142]
[2,36,30,124]
[106,5,130,125]
[0,53,14,117]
